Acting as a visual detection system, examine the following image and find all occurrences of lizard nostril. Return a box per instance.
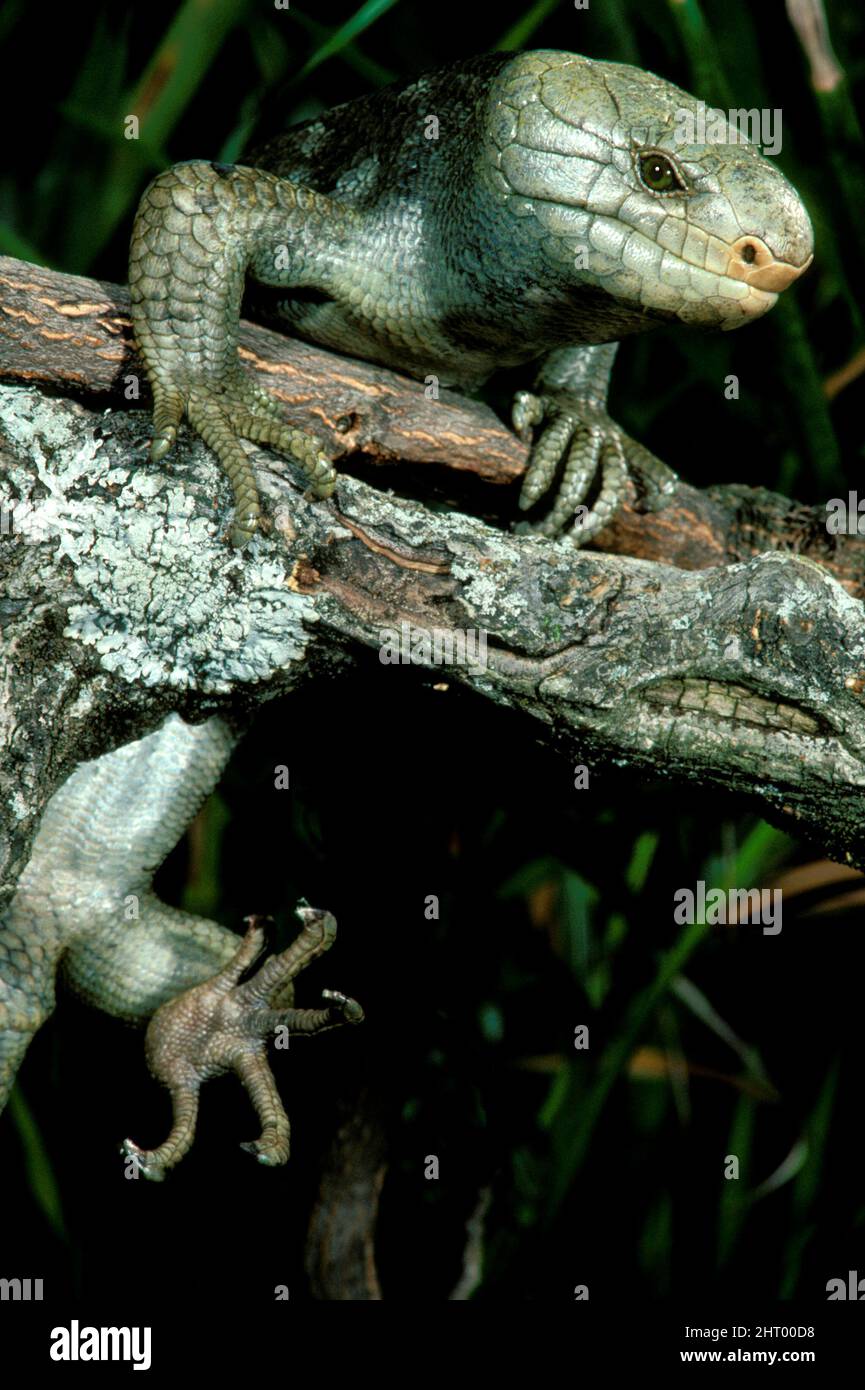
[730,235,773,272]
[728,233,811,290]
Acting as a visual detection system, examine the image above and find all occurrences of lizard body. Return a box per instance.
[1,49,815,1177]
[130,49,812,545]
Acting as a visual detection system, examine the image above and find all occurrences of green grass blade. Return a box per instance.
[8,1088,67,1240]
[294,0,400,82]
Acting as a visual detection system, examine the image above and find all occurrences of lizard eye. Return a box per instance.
[637,151,686,194]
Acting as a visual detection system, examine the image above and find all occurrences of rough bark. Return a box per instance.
[2,252,865,917]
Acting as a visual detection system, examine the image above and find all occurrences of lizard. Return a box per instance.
[129,48,813,549]
[0,49,814,1178]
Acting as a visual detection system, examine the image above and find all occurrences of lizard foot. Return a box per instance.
[120,907,363,1181]
[148,368,337,548]
[512,391,678,546]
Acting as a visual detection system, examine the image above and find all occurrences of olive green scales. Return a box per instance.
[129,50,813,547]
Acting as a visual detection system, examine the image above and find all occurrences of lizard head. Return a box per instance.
[485,51,814,334]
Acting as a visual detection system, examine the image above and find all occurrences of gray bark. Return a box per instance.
[3,360,865,920]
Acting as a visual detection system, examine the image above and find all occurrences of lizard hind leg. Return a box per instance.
[121,910,364,1181]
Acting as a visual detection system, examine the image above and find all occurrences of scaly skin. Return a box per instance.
[129,50,813,546]
[0,716,363,1175]
[121,911,363,1182]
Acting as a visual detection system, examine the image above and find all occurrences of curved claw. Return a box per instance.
[306,454,338,500]
[119,1137,167,1183]
[321,988,365,1024]
[512,389,545,440]
[240,1136,287,1167]
[150,428,176,463]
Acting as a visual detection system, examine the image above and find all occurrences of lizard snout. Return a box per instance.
[727,234,814,292]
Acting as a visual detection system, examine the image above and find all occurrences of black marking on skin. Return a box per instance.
[243,284,336,329]
[278,286,336,307]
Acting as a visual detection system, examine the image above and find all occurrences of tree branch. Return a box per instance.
[2,253,865,910]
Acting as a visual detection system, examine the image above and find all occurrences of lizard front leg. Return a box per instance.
[129,161,358,546]
[121,909,364,1181]
[513,343,679,545]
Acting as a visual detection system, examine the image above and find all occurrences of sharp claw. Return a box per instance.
[239,1140,284,1165]
[150,429,176,462]
[229,514,258,548]
[295,905,337,944]
[120,1139,166,1182]
[322,988,365,1024]
[512,390,545,439]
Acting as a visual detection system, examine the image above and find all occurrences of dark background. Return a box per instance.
[1,0,864,1306]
